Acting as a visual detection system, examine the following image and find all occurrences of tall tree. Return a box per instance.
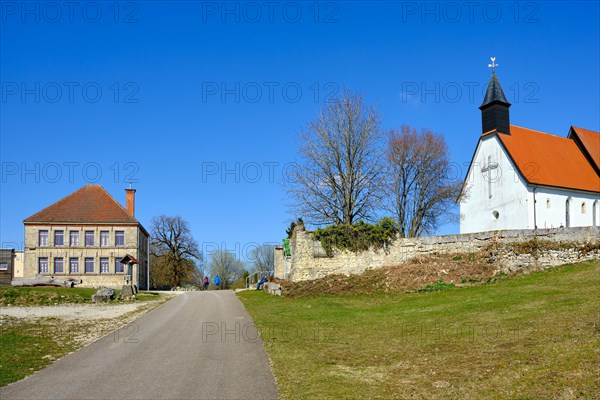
[249,244,275,274]
[288,90,385,226]
[150,215,201,288]
[384,125,463,237]
[208,249,244,289]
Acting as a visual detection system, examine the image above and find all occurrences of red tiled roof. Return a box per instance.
[570,126,600,171]
[24,185,139,224]
[495,125,600,193]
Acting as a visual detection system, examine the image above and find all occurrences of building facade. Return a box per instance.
[13,250,24,278]
[460,70,600,233]
[23,185,149,289]
[0,249,15,286]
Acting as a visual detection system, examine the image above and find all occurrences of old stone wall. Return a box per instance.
[285,226,600,282]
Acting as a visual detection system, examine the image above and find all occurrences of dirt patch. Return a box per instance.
[281,253,498,297]
[0,302,151,320]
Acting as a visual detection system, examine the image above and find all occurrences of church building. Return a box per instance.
[460,63,600,234]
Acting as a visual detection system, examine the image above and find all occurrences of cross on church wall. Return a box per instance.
[481,155,499,199]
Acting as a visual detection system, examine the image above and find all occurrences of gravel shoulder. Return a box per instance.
[0,302,153,320]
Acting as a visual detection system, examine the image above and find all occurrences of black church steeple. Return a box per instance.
[479,58,511,135]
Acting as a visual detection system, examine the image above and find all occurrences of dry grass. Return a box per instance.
[281,253,497,297]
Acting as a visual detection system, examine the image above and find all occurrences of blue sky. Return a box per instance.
[1,1,599,267]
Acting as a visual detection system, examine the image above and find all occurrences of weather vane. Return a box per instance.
[488,57,498,72]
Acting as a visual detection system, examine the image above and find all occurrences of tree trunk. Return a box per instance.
[11,275,83,288]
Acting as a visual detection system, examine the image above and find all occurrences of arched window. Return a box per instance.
[565,197,571,228]
[581,202,586,214]
[546,199,551,209]
[594,200,599,227]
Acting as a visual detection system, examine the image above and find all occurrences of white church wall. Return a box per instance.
[460,135,531,233]
[532,187,600,229]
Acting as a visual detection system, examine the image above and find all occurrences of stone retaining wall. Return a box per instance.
[281,226,599,282]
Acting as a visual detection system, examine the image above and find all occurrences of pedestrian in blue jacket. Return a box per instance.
[214,275,221,290]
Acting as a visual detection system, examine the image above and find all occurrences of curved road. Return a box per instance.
[1,291,278,400]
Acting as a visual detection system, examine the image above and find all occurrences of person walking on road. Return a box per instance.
[214,275,221,290]
[203,276,209,291]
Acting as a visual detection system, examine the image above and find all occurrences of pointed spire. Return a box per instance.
[480,71,510,108]
[479,57,511,135]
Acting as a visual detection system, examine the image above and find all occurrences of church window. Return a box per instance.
[492,210,499,219]
[566,198,571,228]
[546,199,551,209]
[581,202,586,214]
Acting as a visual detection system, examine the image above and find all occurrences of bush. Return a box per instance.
[313,217,398,256]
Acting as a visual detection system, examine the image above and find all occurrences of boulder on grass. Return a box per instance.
[119,285,136,300]
[92,287,115,303]
[263,282,282,296]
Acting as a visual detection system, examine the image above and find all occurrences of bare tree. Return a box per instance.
[384,125,462,237]
[249,244,275,273]
[150,215,201,288]
[208,249,244,289]
[288,90,385,226]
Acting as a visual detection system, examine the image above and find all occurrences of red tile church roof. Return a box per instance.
[570,126,600,171]
[24,184,139,224]
[487,125,600,193]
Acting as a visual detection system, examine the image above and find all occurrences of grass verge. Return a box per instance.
[0,297,169,387]
[0,286,164,306]
[238,260,600,399]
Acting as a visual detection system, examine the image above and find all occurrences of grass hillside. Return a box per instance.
[281,253,499,297]
[238,260,600,399]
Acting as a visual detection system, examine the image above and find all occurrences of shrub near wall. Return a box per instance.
[313,218,398,256]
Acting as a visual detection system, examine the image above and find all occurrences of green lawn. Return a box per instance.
[238,260,600,399]
[0,318,79,387]
[0,286,97,306]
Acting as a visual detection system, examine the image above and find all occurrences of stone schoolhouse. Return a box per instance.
[23,185,149,289]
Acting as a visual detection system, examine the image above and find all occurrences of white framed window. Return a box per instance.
[85,231,95,247]
[115,231,125,246]
[54,230,64,246]
[100,231,109,246]
[115,259,124,273]
[70,231,79,246]
[39,258,49,273]
[0,263,8,271]
[85,258,94,273]
[54,258,64,274]
[39,230,48,246]
[69,258,79,273]
[100,258,109,273]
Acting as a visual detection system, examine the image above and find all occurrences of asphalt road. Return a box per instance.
[0,291,278,400]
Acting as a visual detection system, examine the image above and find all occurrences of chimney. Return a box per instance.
[480,63,511,135]
[125,188,136,216]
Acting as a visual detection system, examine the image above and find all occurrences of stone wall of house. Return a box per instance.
[285,226,600,282]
